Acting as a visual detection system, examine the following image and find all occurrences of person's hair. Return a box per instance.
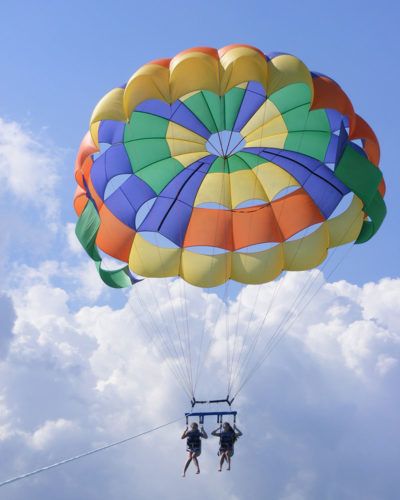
[223,422,234,432]
[190,422,198,429]
[223,422,238,442]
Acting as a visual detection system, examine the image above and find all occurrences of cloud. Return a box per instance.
[0,293,16,358]
[29,419,77,451]
[65,222,83,254]
[0,117,66,278]
[0,273,398,500]
[0,118,60,221]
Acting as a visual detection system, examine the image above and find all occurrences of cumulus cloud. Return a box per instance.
[0,272,398,500]
[65,222,83,255]
[0,293,16,358]
[0,118,60,221]
[29,419,77,451]
[0,117,67,279]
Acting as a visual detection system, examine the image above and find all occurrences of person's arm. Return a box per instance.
[200,426,208,439]
[233,424,242,437]
[211,426,222,437]
[181,428,189,439]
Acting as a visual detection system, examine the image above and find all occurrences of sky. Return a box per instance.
[0,1,399,499]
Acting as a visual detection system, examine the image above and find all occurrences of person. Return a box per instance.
[211,422,242,471]
[181,422,208,477]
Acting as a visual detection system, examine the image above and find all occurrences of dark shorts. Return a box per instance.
[219,446,234,457]
[187,447,201,456]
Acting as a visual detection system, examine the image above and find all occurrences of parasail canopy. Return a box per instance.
[74,45,385,289]
[73,45,386,400]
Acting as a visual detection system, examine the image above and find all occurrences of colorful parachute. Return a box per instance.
[74,45,386,290]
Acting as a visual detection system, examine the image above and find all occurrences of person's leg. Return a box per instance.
[182,452,193,477]
[192,452,200,474]
[226,450,232,471]
[218,451,226,471]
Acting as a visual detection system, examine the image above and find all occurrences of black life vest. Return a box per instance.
[220,430,235,450]
[187,429,201,450]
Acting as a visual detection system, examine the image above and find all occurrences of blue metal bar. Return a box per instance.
[185,411,237,425]
[190,397,235,408]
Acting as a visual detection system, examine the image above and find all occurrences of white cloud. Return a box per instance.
[375,354,398,376]
[9,258,106,305]
[0,118,61,221]
[0,117,67,281]
[64,261,106,303]
[281,469,316,500]
[359,278,400,331]
[0,273,398,500]
[0,393,13,441]
[0,293,16,358]
[66,222,83,254]
[29,419,77,451]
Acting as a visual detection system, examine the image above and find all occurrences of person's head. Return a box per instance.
[223,422,234,432]
[190,422,199,430]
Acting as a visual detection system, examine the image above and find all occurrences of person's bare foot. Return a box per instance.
[182,473,186,478]
[196,469,200,474]
[218,468,222,472]
[227,466,231,471]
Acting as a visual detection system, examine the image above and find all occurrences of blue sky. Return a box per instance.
[0,1,399,499]
[1,0,398,284]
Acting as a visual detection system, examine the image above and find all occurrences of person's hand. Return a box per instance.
[233,424,237,429]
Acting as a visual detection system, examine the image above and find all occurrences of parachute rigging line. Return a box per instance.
[192,75,234,397]
[73,45,386,406]
[94,200,195,398]
[225,90,272,395]
[0,417,184,489]
[90,241,194,397]
[227,109,312,396]
[227,128,347,395]
[132,291,193,399]
[229,181,330,394]
[169,124,196,396]
[152,244,195,396]
[233,216,359,396]
[233,212,360,397]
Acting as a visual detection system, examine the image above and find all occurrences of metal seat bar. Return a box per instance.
[190,397,234,408]
[185,411,237,425]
